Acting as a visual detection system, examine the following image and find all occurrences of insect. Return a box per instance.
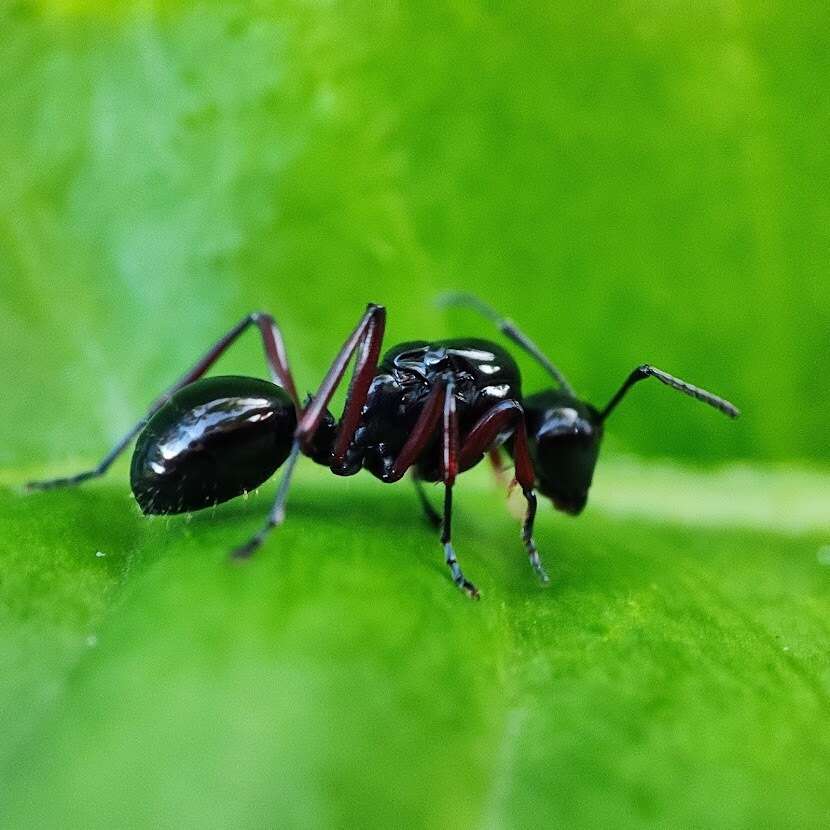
[27,295,739,599]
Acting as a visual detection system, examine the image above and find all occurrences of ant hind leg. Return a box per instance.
[441,484,480,600]
[230,439,301,559]
[27,311,300,492]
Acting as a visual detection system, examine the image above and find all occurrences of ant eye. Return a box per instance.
[537,407,595,440]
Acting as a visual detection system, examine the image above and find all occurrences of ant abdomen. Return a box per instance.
[130,375,296,515]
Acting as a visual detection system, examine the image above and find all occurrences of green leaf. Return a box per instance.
[2,465,829,828]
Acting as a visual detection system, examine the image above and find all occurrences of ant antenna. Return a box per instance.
[437,291,576,396]
[600,364,740,422]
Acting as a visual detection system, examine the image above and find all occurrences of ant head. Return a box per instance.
[523,391,603,516]
[438,294,739,515]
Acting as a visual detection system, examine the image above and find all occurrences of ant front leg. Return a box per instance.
[459,400,549,585]
[26,312,300,492]
[386,377,480,599]
[231,304,387,559]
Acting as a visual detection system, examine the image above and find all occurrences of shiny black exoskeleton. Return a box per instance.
[338,339,522,482]
[130,376,298,515]
[27,296,739,599]
[129,340,520,510]
[520,390,603,516]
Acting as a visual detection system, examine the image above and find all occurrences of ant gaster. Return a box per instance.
[27,294,739,599]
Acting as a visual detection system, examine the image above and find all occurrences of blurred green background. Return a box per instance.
[1,2,828,829]
[2,0,828,467]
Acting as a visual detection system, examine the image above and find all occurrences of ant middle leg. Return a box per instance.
[384,376,480,598]
[440,483,479,600]
[438,379,479,598]
[231,303,387,559]
[26,311,300,492]
[459,400,549,585]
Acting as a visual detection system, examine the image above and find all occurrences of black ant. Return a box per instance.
[27,294,739,599]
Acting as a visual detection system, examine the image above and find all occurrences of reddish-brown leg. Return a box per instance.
[295,304,386,461]
[384,381,446,484]
[459,400,549,584]
[27,311,300,491]
[232,303,387,559]
[438,379,480,599]
[231,303,386,559]
[380,377,479,597]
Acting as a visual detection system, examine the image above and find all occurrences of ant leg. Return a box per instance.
[440,484,479,600]
[600,364,740,421]
[231,439,301,560]
[383,381,446,483]
[295,304,386,462]
[459,400,549,585]
[230,303,387,559]
[412,474,442,528]
[379,376,479,597]
[437,291,575,395]
[26,311,300,491]
[439,380,480,599]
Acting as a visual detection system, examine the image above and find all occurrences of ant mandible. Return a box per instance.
[27,293,739,599]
